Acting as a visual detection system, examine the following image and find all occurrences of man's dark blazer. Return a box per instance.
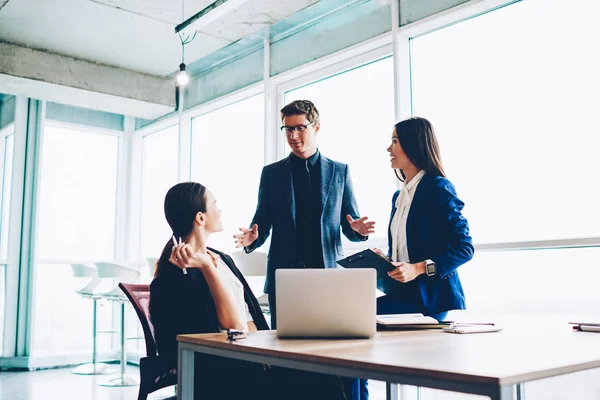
[386,174,474,314]
[245,153,367,294]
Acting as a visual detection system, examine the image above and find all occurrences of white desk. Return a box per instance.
[177,317,600,400]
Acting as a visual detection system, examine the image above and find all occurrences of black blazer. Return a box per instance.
[149,247,269,367]
[245,153,367,294]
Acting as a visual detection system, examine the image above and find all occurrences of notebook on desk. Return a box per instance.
[376,313,450,330]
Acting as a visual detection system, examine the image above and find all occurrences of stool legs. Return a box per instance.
[72,298,117,375]
[99,301,139,386]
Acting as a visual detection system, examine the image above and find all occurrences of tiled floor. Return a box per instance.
[0,365,176,400]
[0,365,398,400]
[0,365,391,400]
[3,365,600,399]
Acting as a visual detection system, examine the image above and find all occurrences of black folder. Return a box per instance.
[336,249,396,294]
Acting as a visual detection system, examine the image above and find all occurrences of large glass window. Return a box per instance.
[408,0,600,341]
[36,126,119,261]
[0,262,5,356]
[460,247,600,315]
[1,131,14,260]
[0,129,14,260]
[411,0,600,244]
[191,94,265,253]
[139,125,179,262]
[33,124,119,356]
[284,57,396,249]
[0,127,14,356]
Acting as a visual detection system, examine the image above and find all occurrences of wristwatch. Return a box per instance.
[425,259,436,276]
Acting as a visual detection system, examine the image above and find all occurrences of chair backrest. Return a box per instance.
[230,251,267,276]
[118,283,157,357]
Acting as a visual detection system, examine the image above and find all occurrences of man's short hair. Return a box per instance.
[280,100,320,124]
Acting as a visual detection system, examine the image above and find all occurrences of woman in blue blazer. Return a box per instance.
[374,117,474,321]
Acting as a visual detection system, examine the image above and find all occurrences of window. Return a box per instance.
[1,131,14,260]
[139,125,179,260]
[0,127,14,356]
[36,125,119,260]
[33,124,119,356]
[406,0,600,338]
[191,94,265,254]
[411,0,600,244]
[460,247,600,315]
[284,57,396,249]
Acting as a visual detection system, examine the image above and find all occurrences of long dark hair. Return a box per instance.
[153,182,207,277]
[393,117,446,181]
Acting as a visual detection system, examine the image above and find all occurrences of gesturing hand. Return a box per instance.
[346,215,375,236]
[233,224,259,248]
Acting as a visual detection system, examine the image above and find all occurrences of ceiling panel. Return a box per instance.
[200,0,319,41]
[0,0,231,76]
[0,0,322,77]
[88,0,216,24]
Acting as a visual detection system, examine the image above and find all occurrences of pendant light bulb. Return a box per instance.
[176,63,189,86]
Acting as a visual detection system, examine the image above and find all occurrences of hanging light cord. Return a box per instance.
[178,0,197,64]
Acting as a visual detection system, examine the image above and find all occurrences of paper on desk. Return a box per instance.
[376,313,437,325]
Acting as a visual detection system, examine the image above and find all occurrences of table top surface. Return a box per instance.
[177,314,600,386]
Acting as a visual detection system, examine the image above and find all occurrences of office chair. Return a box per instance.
[119,283,177,400]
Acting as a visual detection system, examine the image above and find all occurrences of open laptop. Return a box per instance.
[275,268,376,338]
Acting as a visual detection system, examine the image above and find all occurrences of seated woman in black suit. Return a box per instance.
[149,181,347,400]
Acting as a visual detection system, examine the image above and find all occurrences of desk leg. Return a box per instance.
[516,384,525,400]
[386,383,407,400]
[178,348,195,400]
[416,386,422,400]
[490,385,516,400]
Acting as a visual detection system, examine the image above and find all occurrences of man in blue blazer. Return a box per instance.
[234,100,375,328]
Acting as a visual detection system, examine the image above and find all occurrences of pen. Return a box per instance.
[227,329,247,341]
[172,235,187,275]
[578,325,600,333]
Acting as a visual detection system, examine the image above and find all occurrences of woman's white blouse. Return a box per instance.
[214,256,254,328]
[390,170,426,262]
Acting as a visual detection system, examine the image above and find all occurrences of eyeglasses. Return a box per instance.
[280,123,314,135]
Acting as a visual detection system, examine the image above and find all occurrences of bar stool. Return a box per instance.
[95,262,141,387]
[70,263,118,375]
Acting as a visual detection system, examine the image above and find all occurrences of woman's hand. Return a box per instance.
[346,215,376,236]
[371,247,389,261]
[170,244,215,271]
[388,262,425,283]
[233,224,259,248]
